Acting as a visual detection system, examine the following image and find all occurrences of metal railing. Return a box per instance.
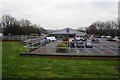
[1,35,42,41]
[24,38,119,56]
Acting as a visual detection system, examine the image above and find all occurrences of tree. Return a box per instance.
[86,19,119,36]
[19,19,32,35]
[87,24,97,35]
[1,14,46,35]
[2,15,22,35]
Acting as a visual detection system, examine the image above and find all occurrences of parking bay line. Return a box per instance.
[75,47,80,54]
[94,47,104,55]
[100,46,117,55]
[84,48,92,54]
[109,46,118,52]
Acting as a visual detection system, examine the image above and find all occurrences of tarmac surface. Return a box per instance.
[31,38,119,56]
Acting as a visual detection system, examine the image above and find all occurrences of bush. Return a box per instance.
[62,37,69,41]
[93,39,100,43]
[30,33,38,36]
[107,38,114,41]
[56,43,68,53]
[57,43,67,47]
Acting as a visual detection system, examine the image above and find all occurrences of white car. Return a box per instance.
[107,36,112,38]
[113,37,119,41]
[0,33,3,38]
[46,37,56,42]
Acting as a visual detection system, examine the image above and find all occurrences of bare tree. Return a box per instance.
[1,14,46,35]
[1,15,22,35]
[86,19,119,36]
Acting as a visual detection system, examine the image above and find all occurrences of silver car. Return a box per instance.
[85,40,93,48]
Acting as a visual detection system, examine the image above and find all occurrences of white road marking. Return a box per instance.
[111,46,119,55]
[94,48,104,54]
[100,46,117,55]
[75,47,80,54]
[85,48,91,54]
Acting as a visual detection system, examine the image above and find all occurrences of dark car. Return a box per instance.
[85,41,93,48]
[76,41,84,48]
[44,39,50,43]
[68,42,75,48]
[41,39,46,45]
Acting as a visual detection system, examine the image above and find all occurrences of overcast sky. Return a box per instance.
[0,0,119,30]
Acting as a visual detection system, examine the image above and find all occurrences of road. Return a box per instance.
[32,38,119,56]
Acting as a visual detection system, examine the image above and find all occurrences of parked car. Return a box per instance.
[75,37,80,41]
[41,39,46,45]
[68,38,75,48]
[0,33,3,38]
[68,42,75,48]
[44,39,50,43]
[113,36,119,41]
[107,36,112,38]
[46,37,56,42]
[81,38,87,41]
[85,40,93,48]
[24,39,32,43]
[95,35,101,38]
[76,41,84,48]
[101,36,106,38]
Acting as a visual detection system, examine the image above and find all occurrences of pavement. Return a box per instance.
[31,38,119,56]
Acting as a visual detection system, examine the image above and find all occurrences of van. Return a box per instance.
[46,37,56,42]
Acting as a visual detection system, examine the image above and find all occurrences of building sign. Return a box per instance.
[66,28,69,33]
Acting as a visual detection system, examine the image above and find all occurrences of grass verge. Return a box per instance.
[2,42,119,78]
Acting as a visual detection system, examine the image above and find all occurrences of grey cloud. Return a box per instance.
[1,1,118,30]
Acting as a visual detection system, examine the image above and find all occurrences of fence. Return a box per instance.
[2,35,119,56]
[2,35,41,41]
[24,38,119,56]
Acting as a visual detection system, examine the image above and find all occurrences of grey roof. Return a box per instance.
[50,27,87,36]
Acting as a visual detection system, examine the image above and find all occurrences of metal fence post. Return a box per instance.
[26,40,29,53]
[40,40,42,53]
[68,42,70,54]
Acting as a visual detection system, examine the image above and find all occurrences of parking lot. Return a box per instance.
[31,38,119,56]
